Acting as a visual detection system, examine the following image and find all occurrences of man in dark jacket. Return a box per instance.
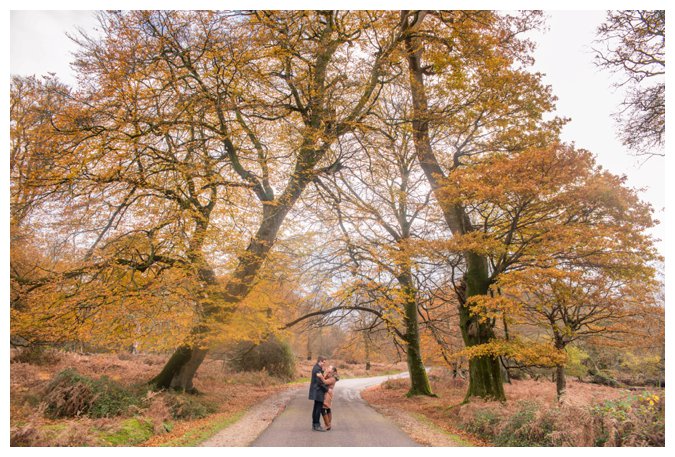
[308,355,327,431]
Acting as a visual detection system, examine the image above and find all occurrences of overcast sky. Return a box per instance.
[8,6,666,257]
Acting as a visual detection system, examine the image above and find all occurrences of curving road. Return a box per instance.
[251,373,419,447]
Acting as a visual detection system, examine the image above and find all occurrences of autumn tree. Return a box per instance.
[303,85,448,395]
[594,10,665,157]
[11,11,411,391]
[399,10,561,401]
[445,144,660,401]
[10,75,72,325]
[495,268,658,401]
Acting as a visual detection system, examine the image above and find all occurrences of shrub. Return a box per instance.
[494,400,544,446]
[458,391,665,447]
[165,393,218,420]
[11,346,61,365]
[230,337,296,380]
[11,421,104,447]
[462,407,500,437]
[10,423,43,447]
[591,392,665,446]
[227,368,281,387]
[42,368,144,418]
[382,378,409,390]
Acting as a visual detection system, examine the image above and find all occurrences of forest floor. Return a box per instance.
[11,350,664,447]
[361,368,665,446]
[9,349,407,446]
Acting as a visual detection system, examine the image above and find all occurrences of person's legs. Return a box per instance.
[312,401,324,430]
[322,408,332,430]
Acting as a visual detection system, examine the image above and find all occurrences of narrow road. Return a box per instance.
[252,373,419,447]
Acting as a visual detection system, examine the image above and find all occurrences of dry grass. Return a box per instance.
[10,350,289,446]
[10,349,406,446]
[362,367,665,447]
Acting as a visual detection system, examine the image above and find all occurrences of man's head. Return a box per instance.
[317,355,327,368]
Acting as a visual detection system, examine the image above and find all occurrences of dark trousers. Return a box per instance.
[312,400,323,426]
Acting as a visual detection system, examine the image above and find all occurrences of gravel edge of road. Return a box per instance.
[362,396,472,447]
[198,385,304,447]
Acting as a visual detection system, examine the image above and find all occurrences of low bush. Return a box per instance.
[12,346,61,365]
[10,423,43,447]
[591,392,664,446]
[458,391,665,447]
[230,337,296,380]
[381,378,408,390]
[42,368,144,418]
[165,393,218,420]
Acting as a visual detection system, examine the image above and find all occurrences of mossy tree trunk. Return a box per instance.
[458,252,505,402]
[398,272,434,397]
[403,14,504,401]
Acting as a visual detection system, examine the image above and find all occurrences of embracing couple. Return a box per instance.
[308,355,339,432]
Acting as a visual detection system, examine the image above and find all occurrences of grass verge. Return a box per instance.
[157,411,245,446]
[410,412,474,446]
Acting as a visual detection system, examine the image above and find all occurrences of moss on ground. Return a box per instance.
[100,418,154,446]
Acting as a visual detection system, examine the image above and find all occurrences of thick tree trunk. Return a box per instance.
[150,345,208,392]
[459,300,505,401]
[402,15,504,402]
[459,253,505,401]
[151,202,295,391]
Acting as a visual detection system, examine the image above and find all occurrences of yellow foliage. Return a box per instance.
[452,338,567,367]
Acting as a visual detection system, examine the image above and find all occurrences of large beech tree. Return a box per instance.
[451,144,660,401]
[12,11,411,391]
[399,10,561,401]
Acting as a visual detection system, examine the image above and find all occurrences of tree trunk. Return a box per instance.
[402,15,504,402]
[404,306,434,396]
[306,330,313,361]
[151,202,294,391]
[556,364,567,402]
[398,273,434,396]
[459,253,505,401]
[150,345,208,392]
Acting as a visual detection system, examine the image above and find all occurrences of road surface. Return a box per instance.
[251,373,419,447]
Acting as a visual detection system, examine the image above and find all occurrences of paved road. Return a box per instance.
[252,373,419,447]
